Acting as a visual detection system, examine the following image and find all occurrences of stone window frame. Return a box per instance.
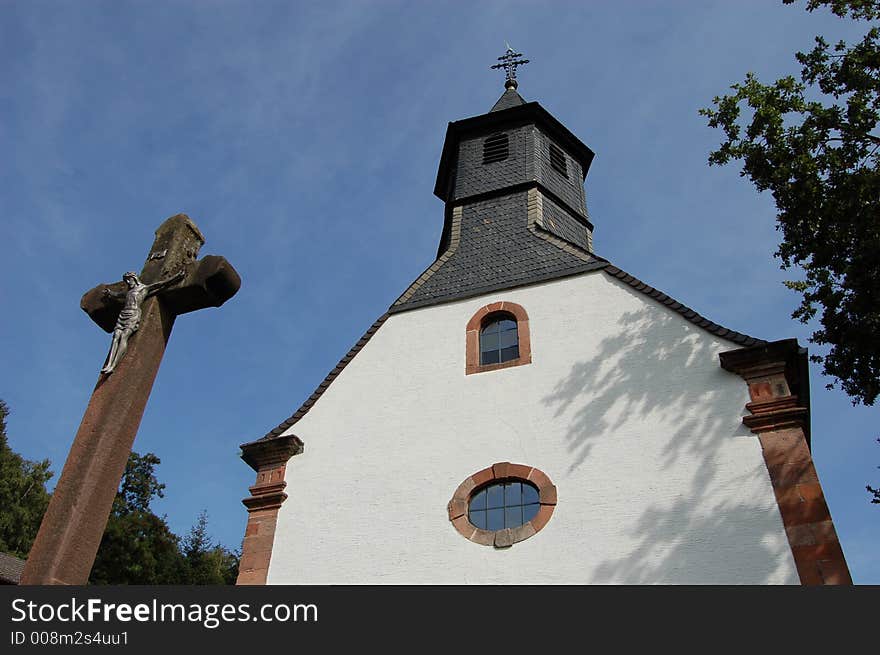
[447,462,557,548]
[465,301,531,375]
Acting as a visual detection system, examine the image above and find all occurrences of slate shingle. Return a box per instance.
[490,87,527,112]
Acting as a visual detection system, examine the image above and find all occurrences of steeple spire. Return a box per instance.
[491,45,529,90]
[390,60,599,313]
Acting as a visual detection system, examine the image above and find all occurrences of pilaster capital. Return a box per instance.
[720,338,812,442]
[240,434,304,472]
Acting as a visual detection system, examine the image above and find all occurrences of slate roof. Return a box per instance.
[490,87,527,112]
[0,552,24,585]
[601,265,765,347]
[254,313,390,444]
[391,193,605,312]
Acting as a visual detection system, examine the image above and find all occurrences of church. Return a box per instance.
[235,52,851,585]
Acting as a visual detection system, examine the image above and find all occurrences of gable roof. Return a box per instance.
[246,260,764,448]
[246,88,765,450]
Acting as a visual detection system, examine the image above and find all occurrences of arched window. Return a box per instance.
[465,301,531,375]
[480,314,519,365]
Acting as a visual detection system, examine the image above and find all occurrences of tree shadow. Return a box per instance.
[588,467,789,584]
[545,302,738,474]
[542,290,795,583]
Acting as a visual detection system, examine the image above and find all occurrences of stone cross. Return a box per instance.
[20,213,240,585]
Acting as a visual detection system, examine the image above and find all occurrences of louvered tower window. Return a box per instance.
[483,133,509,164]
[549,142,568,177]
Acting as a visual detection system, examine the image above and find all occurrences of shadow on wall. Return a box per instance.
[542,294,791,584]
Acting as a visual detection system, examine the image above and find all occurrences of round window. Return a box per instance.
[448,462,557,548]
[468,480,540,530]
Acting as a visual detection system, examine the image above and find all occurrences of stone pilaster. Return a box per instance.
[236,435,303,585]
[720,339,851,585]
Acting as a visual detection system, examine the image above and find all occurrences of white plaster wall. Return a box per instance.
[268,272,799,584]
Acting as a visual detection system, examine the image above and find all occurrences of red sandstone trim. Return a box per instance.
[448,462,556,548]
[465,301,532,375]
[719,340,852,585]
[236,435,303,585]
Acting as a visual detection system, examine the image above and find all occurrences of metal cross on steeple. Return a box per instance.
[491,45,529,90]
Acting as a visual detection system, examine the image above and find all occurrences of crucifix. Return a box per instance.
[20,213,240,585]
[490,45,529,90]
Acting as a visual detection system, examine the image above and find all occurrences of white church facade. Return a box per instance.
[235,74,851,585]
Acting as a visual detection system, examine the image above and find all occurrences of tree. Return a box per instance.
[0,400,53,559]
[114,450,166,516]
[701,0,880,406]
[869,438,880,503]
[0,404,239,581]
[181,511,240,585]
[89,452,183,585]
[89,451,240,584]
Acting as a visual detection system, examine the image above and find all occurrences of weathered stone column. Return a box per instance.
[720,338,852,585]
[236,434,303,585]
[22,299,176,585]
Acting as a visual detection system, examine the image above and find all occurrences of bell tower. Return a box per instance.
[393,47,602,313]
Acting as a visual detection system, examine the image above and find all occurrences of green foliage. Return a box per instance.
[89,506,184,585]
[181,511,240,585]
[869,438,880,503]
[0,400,53,559]
[701,0,880,406]
[90,451,239,584]
[115,451,165,515]
[90,452,182,585]
[0,399,238,582]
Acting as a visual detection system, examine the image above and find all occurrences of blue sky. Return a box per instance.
[1,1,877,583]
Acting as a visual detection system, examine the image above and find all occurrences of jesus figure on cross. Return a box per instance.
[100,269,185,374]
